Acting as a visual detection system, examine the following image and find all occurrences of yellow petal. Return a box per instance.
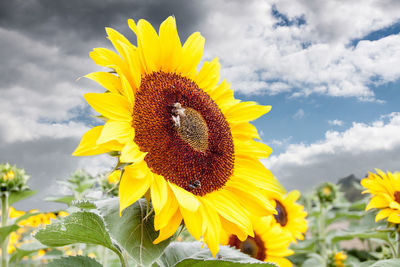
[390,201,400,210]
[153,209,182,244]
[84,93,132,121]
[199,199,221,257]
[388,212,400,223]
[176,32,205,78]
[205,190,252,234]
[225,102,271,123]
[220,216,250,242]
[120,142,147,163]
[169,182,199,212]
[180,204,204,240]
[234,157,285,194]
[230,122,261,140]
[159,16,182,72]
[119,73,135,106]
[375,208,391,222]
[84,72,122,95]
[136,19,160,73]
[366,195,389,210]
[117,41,142,92]
[154,189,179,230]
[73,126,121,156]
[105,27,136,60]
[195,58,220,91]
[151,174,168,214]
[235,140,272,159]
[97,120,134,145]
[119,168,153,214]
[89,48,124,68]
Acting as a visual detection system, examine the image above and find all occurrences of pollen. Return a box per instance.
[133,71,234,196]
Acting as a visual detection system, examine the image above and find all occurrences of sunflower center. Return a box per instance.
[395,191,400,204]
[133,71,234,196]
[274,200,288,226]
[228,234,266,261]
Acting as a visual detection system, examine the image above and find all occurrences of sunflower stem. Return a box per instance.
[1,194,9,267]
[318,204,327,263]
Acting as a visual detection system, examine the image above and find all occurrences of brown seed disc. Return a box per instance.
[274,200,288,226]
[395,191,400,204]
[133,71,234,196]
[228,234,266,261]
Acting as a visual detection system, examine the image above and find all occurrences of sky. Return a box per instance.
[1,0,400,210]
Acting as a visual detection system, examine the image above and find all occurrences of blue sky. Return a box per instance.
[1,0,400,209]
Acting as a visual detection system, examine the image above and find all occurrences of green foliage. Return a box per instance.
[34,211,115,249]
[0,224,18,243]
[46,256,103,267]
[174,259,277,267]
[9,190,37,205]
[154,242,271,267]
[97,198,174,266]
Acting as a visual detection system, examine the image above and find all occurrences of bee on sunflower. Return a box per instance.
[73,16,284,255]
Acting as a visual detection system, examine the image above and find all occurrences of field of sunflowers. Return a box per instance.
[1,17,400,267]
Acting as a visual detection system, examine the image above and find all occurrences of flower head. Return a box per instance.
[0,163,30,194]
[317,182,337,204]
[226,216,293,266]
[270,190,308,242]
[361,169,400,223]
[73,16,284,255]
[333,251,347,267]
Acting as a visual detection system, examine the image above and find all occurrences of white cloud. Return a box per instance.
[265,113,400,191]
[328,119,344,126]
[198,0,400,99]
[293,108,305,119]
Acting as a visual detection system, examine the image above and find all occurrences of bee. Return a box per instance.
[188,180,201,190]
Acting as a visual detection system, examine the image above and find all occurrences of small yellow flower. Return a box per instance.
[88,252,96,258]
[9,207,25,218]
[322,186,331,195]
[58,211,69,217]
[361,169,400,223]
[334,251,347,267]
[4,170,15,180]
[108,170,121,185]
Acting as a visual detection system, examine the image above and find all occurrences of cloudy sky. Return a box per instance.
[1,0,400,210]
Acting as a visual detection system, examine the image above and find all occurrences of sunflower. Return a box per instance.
[225,216,293,266]
[73,16,283,255]
[268,190,308,242]
[361,169,400,223]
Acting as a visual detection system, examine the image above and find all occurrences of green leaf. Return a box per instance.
[45,195,75,205]
[154,242,272,267]
[71,199,97,209]
[96,198,174,267]
[326,210,365,225]
[328,229,389,244]
[9,190,37,205]
[0,224,18,243]
[46,256,103,267]
[34,211,114,250]
[9,239,47,263]
[174,259,277,267]
[360,259,400,267]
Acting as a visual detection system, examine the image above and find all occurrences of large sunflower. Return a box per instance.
[226,216,293,266]
[73,16,283,255]
[361,169,400,223]
[269,190,308,242]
